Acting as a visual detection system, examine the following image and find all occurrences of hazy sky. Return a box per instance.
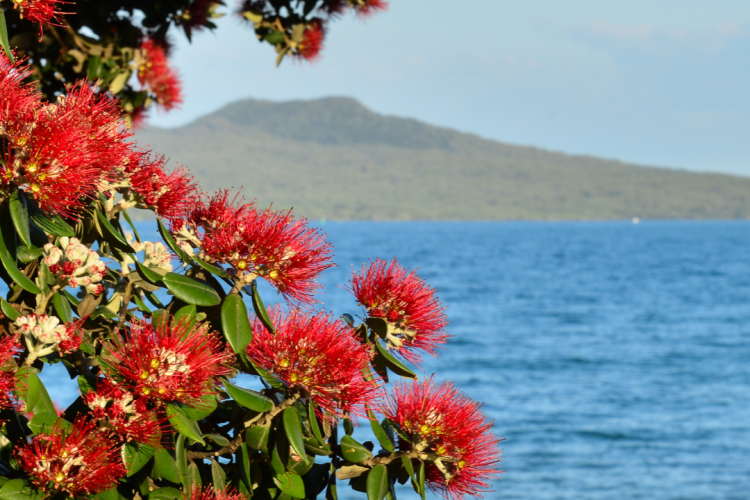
[148,0,750,176]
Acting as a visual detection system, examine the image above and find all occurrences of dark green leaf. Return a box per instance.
[237,442,253,495]
[149,487,183,500]
[221,295,253,355]
[166,403,205,445]
[9,191,31,249]
[157,218,192,263]
[77,376,96,397]
[418,461,425,500]
[27,412,69,435]
[273,473,306,499]
[52,293,73,323]
[134,260,164,285]
[204,433,229,446]
[251,283,275,334]
[366,465,389,500]
[308,402,325,444]
[283,406,309,465]
[373,342,417,379]
[133,293,151,313]
[401,456,416,483]
[174,304,197,329]
[94,487,122,500]
[210,459,226,490]
[366,317,388,339]
[0,9,13,62]
[0,298,19,320]
[225,380,274,412]
[28,210,74,237]
[343,418,354,436]
[0,479,43,500]
[163,272,221,306]
[152,447,181,484]
[245,422,272,453]
[122,442,156,476]
[95,209,135,252]
[367,409,395,453]
[0,251,40,294]
[173,395,217,421]
[248,360,285,390]
[340,435,372,463]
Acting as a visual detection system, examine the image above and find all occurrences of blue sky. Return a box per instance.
[148,0,750,176]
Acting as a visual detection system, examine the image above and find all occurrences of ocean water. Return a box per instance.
[36,221,750,499]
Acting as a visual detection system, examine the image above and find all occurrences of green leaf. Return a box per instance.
[121,210,141,243]
[0,251,40,294]
[53,293,73,323]
[94,487,122,500]
[157,218,192,263]
[283,406,309,465]
[251,282,275,334]
[149,487,183,500]
[175,435,188,488]
[95,209,135,252]
[0,298,19,320]
[193,256,227,278]
[133,293,151,313]
[303,437,332,456]
[401,455,416,484]
[175,394,217,421]
[17,245,42,264]
[122,442,156,476]
[366,465,389,500]
[373,342,417,379]
[204,433,229,446]
[187,461,202,488]
[224,380,274,412]
[134,260,164,285]
[221,295,253,356]
[9,191,31,249]
[308,402,325,444]
[14,367,55,415]
[166,403,205,445]
[339,435,372,463]
[0,479,43,500]
[28,210,74,237]
[245,422,272,453]
[343,418,354,436]
[77,375,96,397]
[27,412,70,435]
[273,473,306,499]
[162,272,221,306]
[367,409,395,453]
[174,304,197,329]
[152,447,181,484]
[418,460,425,500]
[0,10,13,62]
[248,360,285,390]
[210,459,226,490]
[237,442,253,495]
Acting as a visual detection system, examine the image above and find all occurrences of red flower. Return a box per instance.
[0,53,39,136]
[1,80,132,218]
[295,21,325,62]
[176,191,334,304]
[125,152,198,221]
[138,39,184,111]
[381,378,502,500]
[84,377,162,445]
[349,259,449,364]
[354,0,388,17]
[12,0,68,34]
[189,486,248,500]
[246,307,379,420]
[15,417,126,497]
[0,335,20,409]
[100,317,231,406]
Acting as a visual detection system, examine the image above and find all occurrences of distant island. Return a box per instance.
[134,97,750,221]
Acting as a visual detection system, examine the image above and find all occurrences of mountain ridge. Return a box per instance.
[134,97,750,221]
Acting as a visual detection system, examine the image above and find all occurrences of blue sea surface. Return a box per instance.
[37,221,750,499]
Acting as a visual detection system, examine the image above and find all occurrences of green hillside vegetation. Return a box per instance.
[134,97,750,220]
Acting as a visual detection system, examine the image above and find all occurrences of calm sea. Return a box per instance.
[36,221,750,500]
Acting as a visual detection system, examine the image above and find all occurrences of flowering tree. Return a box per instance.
[0,5,502,500]
[0,0,387,125]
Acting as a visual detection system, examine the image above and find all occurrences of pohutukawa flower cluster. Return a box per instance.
[0,6,501,500]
